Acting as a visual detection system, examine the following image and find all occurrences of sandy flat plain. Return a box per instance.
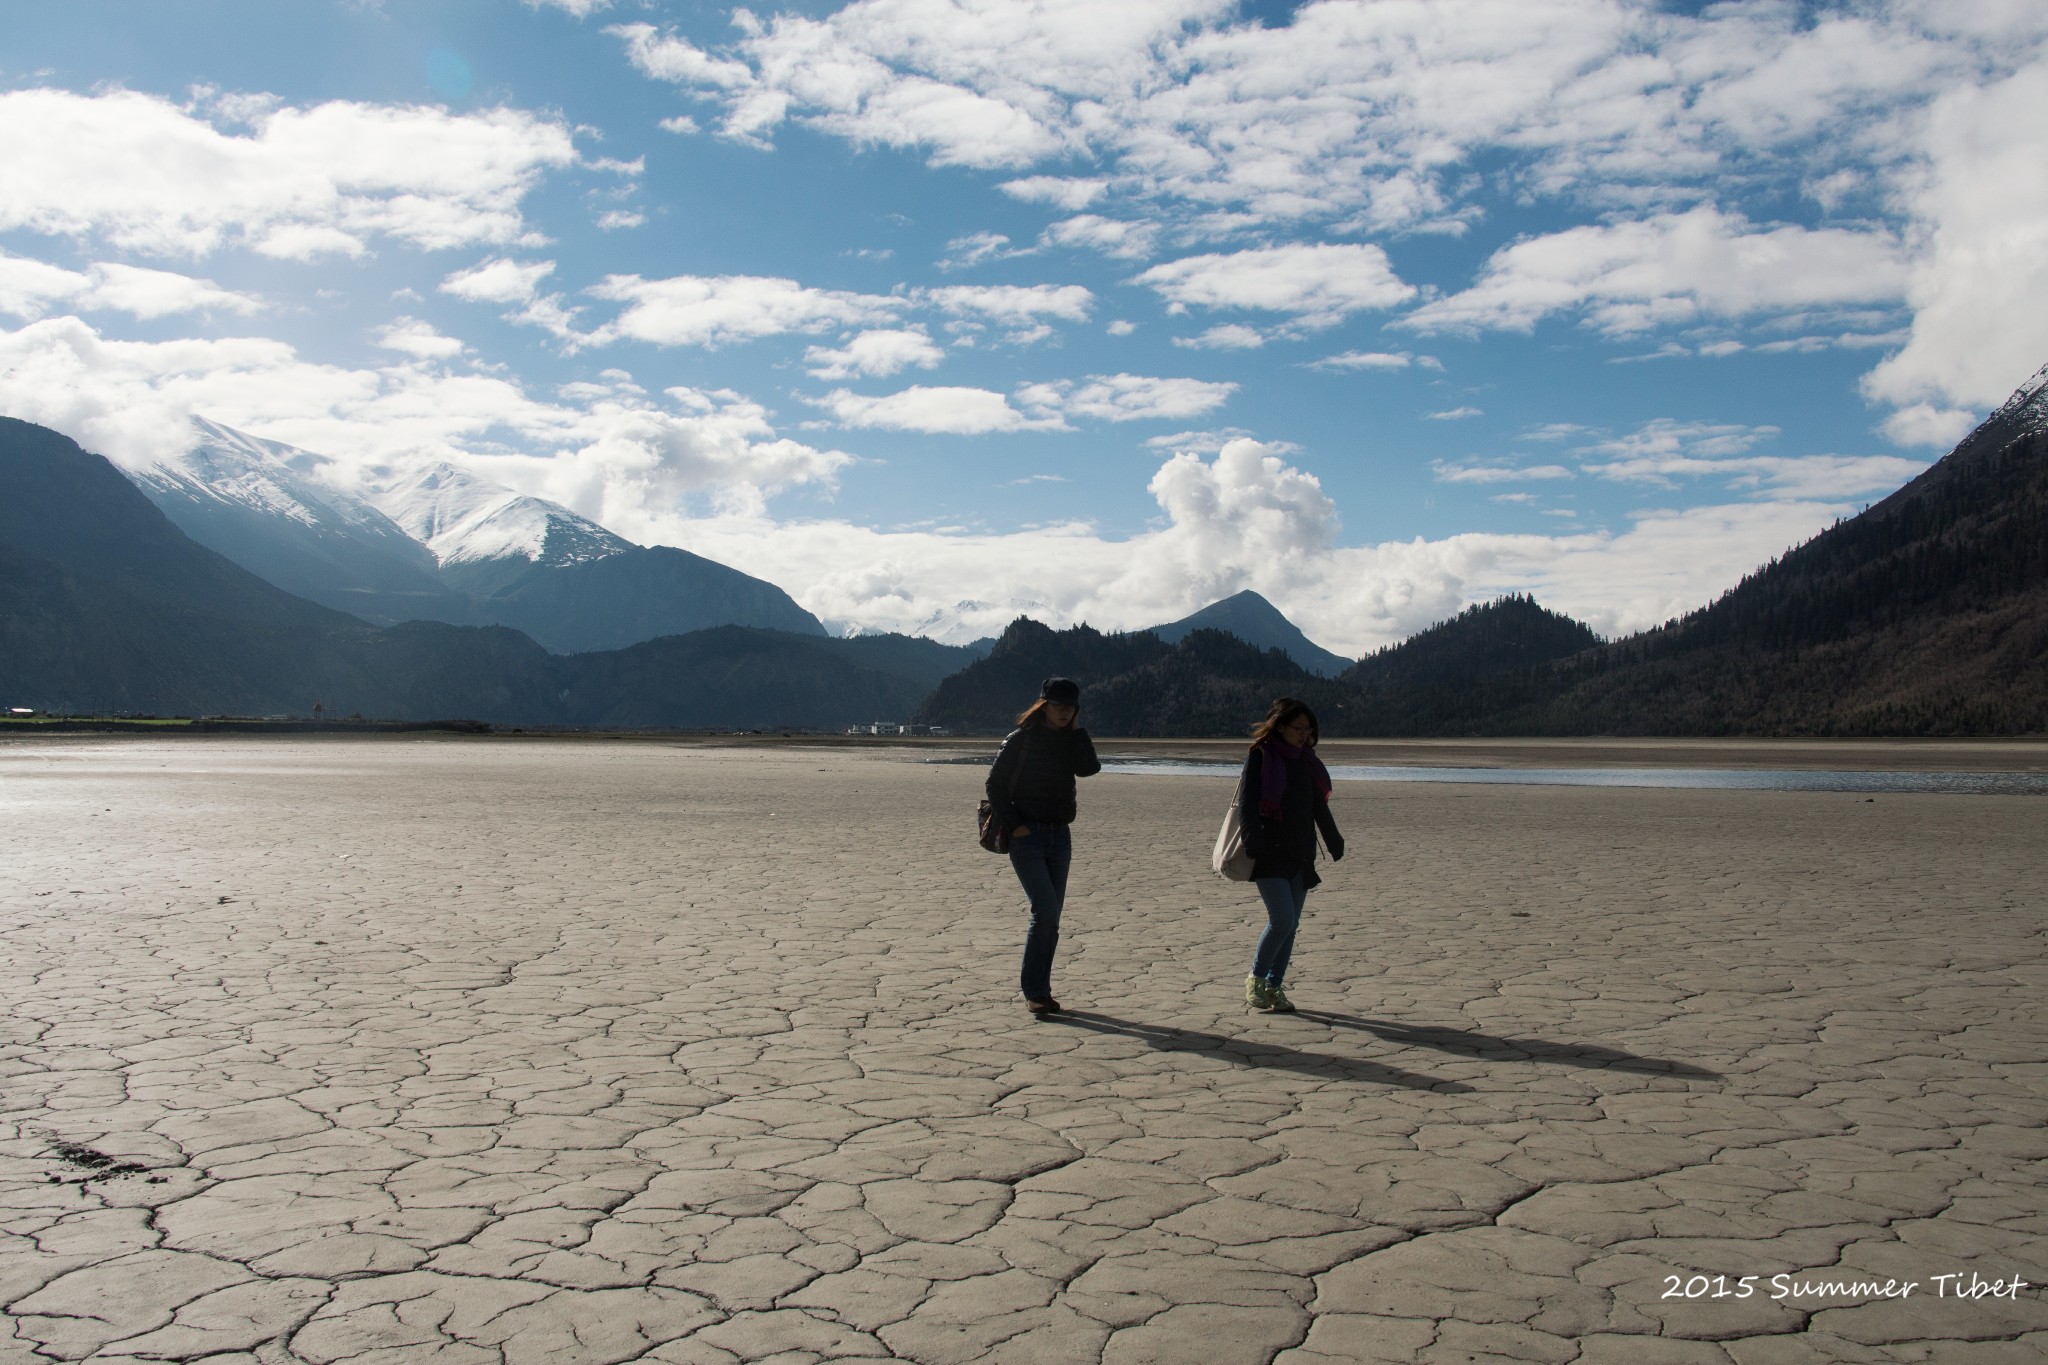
[2,736,2044,1365]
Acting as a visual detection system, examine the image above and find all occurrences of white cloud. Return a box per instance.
[614,0,2037,242]
[1017,373,1237,423]
[1310,350,1417,371]
[586,272,900,348]
[1132,244,1415,326]
[1401,207,1911,336]
[937,231,1014,271]
[1860,60,2048,420]
[1106,319,1137,336]
[0,253,261,320]
[1040,215,1158,259]
[1173,325,1264,350]
[1433,462,1573,484]
[0,313,850,521]
[527,0,611,16]
[813,385,1060,434]
[1877,402,1977,449]
[441,258,556,305]
[803,327,946,380]
[0,88,577,259]
[375,319,466,360]
[1426,406,1482,421]
[920,283,1093,323]
[595,209,645,231]
[998,176,1108,211]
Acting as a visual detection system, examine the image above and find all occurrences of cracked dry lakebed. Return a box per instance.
[1,736,2044,1364]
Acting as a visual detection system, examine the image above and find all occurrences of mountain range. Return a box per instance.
[0,418,963,727]
[7,355,2045,735]
[125,419,826,653]
[927,361,2048,736]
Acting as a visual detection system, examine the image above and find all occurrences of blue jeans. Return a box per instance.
[1009,824,1072,999]
[1252,873,1308,986]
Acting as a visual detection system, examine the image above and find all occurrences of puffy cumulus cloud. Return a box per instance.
[920,283,1093,323]
[1108,437,1341,609]
[1016,373,1237,423]
[1860,60,2048,425]
[585,272,901,348]
[0,252,262,320]
[1132,244,1415,326]
[803,327,946,379]
[1401,207,1910,336]
[812,384,1062,434]
[440,258,556,304]
[0,88,577,259]
[0,313,850,521]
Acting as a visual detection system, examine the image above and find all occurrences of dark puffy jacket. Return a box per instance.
[1238,745,1344,888]
[986,723,1101,828]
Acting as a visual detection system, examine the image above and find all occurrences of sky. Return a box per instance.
[3,0,2046,654]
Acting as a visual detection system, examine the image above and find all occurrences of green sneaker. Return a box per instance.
[1245,974,1277,1011]
[1266,982,1295,1013]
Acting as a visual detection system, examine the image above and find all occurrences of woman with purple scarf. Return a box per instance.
[1237,697,1344,1012]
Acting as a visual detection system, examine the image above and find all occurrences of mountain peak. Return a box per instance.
[1146,589,1351,676]
[365,461,631,570]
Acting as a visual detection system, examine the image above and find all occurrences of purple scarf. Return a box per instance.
[1258,738,1332,817]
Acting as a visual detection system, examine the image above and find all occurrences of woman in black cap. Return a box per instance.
[984,677,1101,1014]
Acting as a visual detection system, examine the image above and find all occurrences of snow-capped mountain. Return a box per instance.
[117,417,827,651]
[121,418,465,619]
[365,461,632,592]
[907,598,1072,644]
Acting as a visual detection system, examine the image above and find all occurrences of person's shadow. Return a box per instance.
[1045,1010,1473,1092]
[1291,1009,1721,1079]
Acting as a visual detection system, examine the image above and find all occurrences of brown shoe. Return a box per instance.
[1025,997,1062,1015]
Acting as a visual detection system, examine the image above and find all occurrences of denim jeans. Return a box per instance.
[1009,823,1072,999]
[1252,872,1309,986]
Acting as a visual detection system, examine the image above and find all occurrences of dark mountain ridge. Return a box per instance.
[0,419,960,728]
[1345,595,1600,690]
[1145,590,1352,676]
[911,362,2048,736]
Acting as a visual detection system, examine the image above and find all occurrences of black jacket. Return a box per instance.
[986,723,1101,829]
[1238,745,1344,887]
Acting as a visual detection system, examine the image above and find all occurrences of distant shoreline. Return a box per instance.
[6,723,2047,772]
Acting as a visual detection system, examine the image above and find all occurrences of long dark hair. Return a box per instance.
[1016,698,1077,728]
[1249,697,1318,750]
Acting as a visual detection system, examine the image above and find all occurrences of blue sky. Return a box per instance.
[3,1,2045,652]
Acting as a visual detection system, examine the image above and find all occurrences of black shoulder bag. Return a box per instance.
[976,735,1027,853]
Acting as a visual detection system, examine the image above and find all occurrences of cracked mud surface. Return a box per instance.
[2,737,2043,1364]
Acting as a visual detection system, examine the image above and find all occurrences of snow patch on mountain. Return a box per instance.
[362,462,631,568]
[123,417,399,535]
